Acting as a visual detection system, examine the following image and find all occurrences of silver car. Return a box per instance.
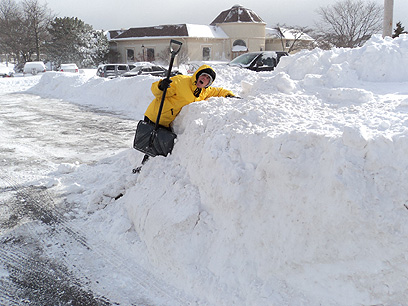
[60,63,79,73]
[122,63,181,78]
[96,64,135,78]
[228,51,288,72]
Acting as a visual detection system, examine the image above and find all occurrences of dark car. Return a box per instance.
[228,51,288,72]
[122,64,181,78]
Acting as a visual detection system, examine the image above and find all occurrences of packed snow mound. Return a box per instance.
[278,34,408,83]
[26,71,156,118]
[23,34,408,305]
[0,74,42,93]
[126,98,408,305]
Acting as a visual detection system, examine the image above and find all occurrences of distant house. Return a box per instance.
[266,27,315,53]
[108,5,313,65]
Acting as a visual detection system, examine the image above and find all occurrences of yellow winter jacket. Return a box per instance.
[144,64,234,127]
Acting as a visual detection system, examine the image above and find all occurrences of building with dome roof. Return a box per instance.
[108,5,313,65]
[210,4,267,59]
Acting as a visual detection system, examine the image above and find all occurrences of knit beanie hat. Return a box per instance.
[196,68,216,87]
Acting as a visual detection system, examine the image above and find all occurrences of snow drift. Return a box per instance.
[23,34,408,305]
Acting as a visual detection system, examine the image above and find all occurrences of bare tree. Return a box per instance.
[155,47,189,66]
[0,0,22,61]
[0,0,54,62]
[21,0,54,61]
[275,24,316,53]
[176,48,189,65]
[315,0,383,48]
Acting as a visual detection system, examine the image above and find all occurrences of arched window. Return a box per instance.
[232,39,248,58]
[233,39,247,47]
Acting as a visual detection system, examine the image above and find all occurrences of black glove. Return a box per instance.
[158,78,172,91]
[226,94,242,99]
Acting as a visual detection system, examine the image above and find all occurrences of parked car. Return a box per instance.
[23,61,47,75]
[122,64,181,78]
[0,64,14,77]
[60,63,79,73]
[228,51,288,72]
[96,64,135,78]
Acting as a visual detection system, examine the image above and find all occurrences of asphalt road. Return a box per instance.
[0,93,188,305]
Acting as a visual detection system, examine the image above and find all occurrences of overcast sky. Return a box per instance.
[43,0,407,32]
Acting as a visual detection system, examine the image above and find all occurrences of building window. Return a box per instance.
[233,39,246,48]
[232,39,248,54]
[126,49,134,62]
[203,47,211,61]
[146,48,155,62]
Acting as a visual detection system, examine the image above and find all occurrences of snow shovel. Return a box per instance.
[132,39,182,172]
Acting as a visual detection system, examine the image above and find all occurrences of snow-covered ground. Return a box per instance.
[2,34,408,305]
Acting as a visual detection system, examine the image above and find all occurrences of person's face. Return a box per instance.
[196,74,211,88]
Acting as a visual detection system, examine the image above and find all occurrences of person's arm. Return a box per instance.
[205,87,235,98]
[151,78,176,98]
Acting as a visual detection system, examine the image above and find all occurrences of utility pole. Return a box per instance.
[383,0,394,37]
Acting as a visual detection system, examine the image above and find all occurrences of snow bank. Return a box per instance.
[126,96,408,304]
[26,71,156,119]
[10,34,408,305]
[278,34,408,83]
[0,74,42,93]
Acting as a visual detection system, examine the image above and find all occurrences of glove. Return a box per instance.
[158,78,172,91]
[226,94,242,99]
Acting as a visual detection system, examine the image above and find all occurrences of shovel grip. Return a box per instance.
[170,39,183,55]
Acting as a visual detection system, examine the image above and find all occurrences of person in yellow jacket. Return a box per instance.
[144,64,235,129]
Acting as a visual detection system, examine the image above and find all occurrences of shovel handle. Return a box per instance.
[154,40,183,131]
[170,39,182,56]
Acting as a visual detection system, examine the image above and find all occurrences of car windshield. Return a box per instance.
[230,53,259,65]
[129,67,143,73]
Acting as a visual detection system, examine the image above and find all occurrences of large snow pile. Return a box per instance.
[23,34,408,305]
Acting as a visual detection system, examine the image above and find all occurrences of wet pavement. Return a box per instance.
[0,93,154,305]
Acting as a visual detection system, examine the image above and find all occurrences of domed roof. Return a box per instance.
[210,4,265,25]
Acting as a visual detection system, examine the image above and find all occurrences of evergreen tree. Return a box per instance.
[79,29,109,68]
[392,22,408,38]
[46,17,108,68]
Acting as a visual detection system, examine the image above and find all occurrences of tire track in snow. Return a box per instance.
[0,174,112,305]
[0,173,197,305]
[0,93,198,305]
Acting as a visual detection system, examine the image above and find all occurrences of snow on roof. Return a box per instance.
[111,24,228,40]
[266,27,314,41]
[186,24,228,38]
[106,29,127,40]
[210,4,265,25]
